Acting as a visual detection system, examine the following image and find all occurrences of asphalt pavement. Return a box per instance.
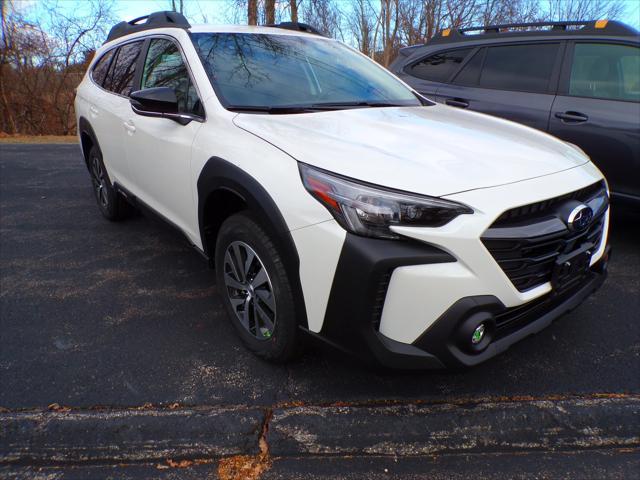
[0,144,638,479]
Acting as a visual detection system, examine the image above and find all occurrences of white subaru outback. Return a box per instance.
[75,11,611,369]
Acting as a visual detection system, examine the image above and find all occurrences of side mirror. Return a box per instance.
[130,87,193,125]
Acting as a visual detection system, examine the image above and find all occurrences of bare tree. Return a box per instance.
[170,0,184,14]
[480,0,541,25]
[348,0,376,56]
[377,0,401,66]
[248,0,258,25]
[290,0,299,22]
[0,0,116,135]
[302,0,341,37]
[264,0,275,24]
[543,0,625,21]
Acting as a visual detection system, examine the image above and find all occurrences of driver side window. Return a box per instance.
[141,38,204,116]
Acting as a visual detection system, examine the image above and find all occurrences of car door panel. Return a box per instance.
[550,96,640,198]
[437,42,563,132]
[125,116,202,239]
[124,37,204,242]
[436,84,556,131]
[550,41,640,199]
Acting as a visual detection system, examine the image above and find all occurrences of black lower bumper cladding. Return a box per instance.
[307,234,610,369]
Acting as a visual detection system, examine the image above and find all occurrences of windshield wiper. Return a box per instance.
[226,105,324,114]
[227,101,412,114]
[310,101,408,109]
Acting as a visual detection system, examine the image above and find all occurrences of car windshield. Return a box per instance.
[191,32,424,112]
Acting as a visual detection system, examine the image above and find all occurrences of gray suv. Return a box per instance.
[390,20,640,203]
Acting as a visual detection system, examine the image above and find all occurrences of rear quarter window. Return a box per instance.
[103,41,143,96]
[405,48,472,83]
[91,49,115,86]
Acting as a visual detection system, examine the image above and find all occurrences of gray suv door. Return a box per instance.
[549,41,640,200]
[436,42,564,131]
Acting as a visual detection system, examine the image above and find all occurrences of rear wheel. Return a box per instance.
[215,212,302,362]
[88,145,129,221]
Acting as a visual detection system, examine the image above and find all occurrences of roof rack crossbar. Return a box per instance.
[268,22,325,36]
[104,11,191,44]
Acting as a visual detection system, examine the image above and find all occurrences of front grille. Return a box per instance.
[482,182,607,292]
[493,273,598,339]
[493,181,605,227]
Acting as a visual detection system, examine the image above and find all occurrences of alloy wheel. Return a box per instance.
[90,154,109,208]
[223,241,276,340]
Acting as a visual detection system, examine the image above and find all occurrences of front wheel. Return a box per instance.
[215,212,302,362]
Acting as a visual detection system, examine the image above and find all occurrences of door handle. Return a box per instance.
[555,111,588,123]
[123,120,136,134]
[445,98,469,108]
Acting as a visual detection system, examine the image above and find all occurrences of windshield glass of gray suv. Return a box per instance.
[191,33,422,110]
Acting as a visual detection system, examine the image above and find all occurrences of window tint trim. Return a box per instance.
[558,40,640,103]
[139,33,206,121]
[472,40,564,95]
[403,47,475,84]
[445,46,482,84]
[451,47,486,86]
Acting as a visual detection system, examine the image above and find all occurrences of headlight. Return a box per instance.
[299,163,473,240]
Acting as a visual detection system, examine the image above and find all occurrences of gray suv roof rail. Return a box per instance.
[105,11,191,44]
[429,20,638,44]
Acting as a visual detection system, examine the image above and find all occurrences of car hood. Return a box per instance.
[233,104,590,197]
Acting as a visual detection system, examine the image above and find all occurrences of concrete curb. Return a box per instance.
[0,406,265,464]
[268,397,640,456]
[1,396,638,468]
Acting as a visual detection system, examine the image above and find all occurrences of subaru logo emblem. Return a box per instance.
[567,204,593,231]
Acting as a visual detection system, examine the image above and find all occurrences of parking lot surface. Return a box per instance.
[1,144,638,478]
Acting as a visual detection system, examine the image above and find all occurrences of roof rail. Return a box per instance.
[430,20,638,44]
[105,11,191,44]
[269,22,325,36]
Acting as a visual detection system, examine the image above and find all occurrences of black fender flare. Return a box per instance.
[197,157,308,328]
[78,117,101,170]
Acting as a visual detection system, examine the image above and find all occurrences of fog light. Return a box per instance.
[471,324,486,345]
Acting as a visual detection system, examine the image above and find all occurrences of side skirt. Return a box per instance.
[113,182,211,265]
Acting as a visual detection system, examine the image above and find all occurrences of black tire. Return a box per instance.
[215,212,302,362]
[88,145,129,221]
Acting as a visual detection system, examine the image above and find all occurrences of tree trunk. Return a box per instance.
[290,0,298,23]
[248,0,258,25]
[265,0,276,24]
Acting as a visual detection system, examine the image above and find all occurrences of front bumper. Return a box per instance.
[295,165,609,369]
[306,237,609,369]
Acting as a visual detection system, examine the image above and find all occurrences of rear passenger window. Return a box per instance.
[479,43,559,93]
[405,49,472,83]
[91,49,115,86]
[104,41,143,96]
[569,43,640,102]
[141,38,202,116]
